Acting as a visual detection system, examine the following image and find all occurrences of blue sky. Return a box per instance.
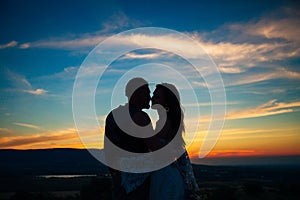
[1,0,300,158]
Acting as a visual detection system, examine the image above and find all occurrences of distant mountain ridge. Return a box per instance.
[0,148,108,176]
[1,148,300,177]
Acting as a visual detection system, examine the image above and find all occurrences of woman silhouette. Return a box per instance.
[147,83,200,200]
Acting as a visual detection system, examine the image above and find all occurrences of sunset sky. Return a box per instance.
[1,0,300,161]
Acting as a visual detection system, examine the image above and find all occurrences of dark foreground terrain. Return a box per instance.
[1,149,300,200]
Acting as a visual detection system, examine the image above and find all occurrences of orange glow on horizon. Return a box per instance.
[1,126,300,160]
[187,149,300,159]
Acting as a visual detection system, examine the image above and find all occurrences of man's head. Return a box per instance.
[125,77,151,109]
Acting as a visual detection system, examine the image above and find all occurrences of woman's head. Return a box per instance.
[151,83,185,146]
[151,83,181,111]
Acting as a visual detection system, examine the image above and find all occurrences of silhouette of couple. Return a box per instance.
[104,77,199,200]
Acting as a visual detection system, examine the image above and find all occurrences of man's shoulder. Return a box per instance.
[106,105,125,120]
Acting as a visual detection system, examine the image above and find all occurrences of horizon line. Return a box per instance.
[1,147,300,158]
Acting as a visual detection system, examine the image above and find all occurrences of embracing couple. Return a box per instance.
[104,77,199,200]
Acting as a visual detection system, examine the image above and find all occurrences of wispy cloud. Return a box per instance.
[100,11,144,33]
[122,51,168,60]
[37,66,78,82]
[205,149,257,158]
[14,122,43,130]
[0,128,14,135]
[15,7,299,78]
[14,8,300,90]
[23,88,48,95]
[19,25,298,68]
[237,8,300,43]
[191,81,213,88]
[0,128,77,148]
[19,43,30,49]
[216,127,299,141]
[227,99,300,120]
[193,99,300,122]
[194,36,298,72]
[19,35,107,50]
[19,32,206,59]
[242,88,286,95]
[19,12,144,50]
[225,67,300,86]
[3,69,48,95]
[19,28,299,86]
[0,41,18,49]
[189,7,300,78]
[226,67,300,86]
[5,69,32,88]
[0,127,103,149]
[184,101,239,107]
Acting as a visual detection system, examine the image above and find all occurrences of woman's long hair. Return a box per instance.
[156,83,185,149]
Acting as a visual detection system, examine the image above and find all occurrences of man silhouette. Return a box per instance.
[104,77,152,200]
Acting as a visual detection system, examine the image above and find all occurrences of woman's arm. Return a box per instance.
[144,119,173,151]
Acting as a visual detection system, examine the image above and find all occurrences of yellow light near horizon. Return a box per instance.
[1,125,300,159]
[186,127,300,158]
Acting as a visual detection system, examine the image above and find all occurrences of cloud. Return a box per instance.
[19,43,30,49]
[20,32,207,59]
[13,8,300,90]
[0,127,103,149]
[20,26,299,86]
[0,41,18,49]
[241,88,286,95]
[26,36,107,50]
[14,122,42,130]
[0,128,14,135]
[206,6,300,44]
[184,101,239,107]
[216,127,299,141]
[191,81,213,88]
[3,69,48,95]
[23,88,48,95]
[227,67,300,86]
[189,7,300,76]
[4,69,32,88]
[100,11,144,33]
[205,149,257,158]
[238,10,300,43]
[37,66,78,81]
[193,36,298,72]
[75,64,107,78]
[218,66,246,74]
[194,99,300,122]
[18,12,144,50]
[116,33,208,59]
[0,128,77,148]
[14,8,299,80]
[227,99,300,120]
[122,51,168,60]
